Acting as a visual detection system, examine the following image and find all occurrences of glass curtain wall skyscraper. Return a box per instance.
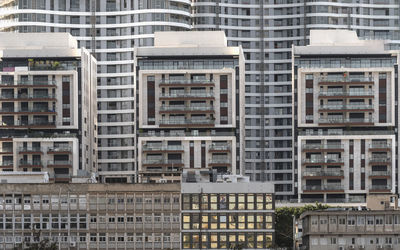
[1,0,399,200]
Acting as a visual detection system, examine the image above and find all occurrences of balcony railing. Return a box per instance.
[370,185,391,190]
[19,160,42,166]
[209,145,231,151]
[142,159,183,165]
[0,94,56,99]
[302,144,343,150]
[0,108,55,113]
[160,118,215,125]
[47,160,72,166]
[159,105,214,112]
[209,158,230,164]
[302,158,344,164]
[159,92,214,98]
[303,170,344,177]
[303,184,344,191]
[3,121,56,127]
[47,146,72,153]
[159,79,214,84]
[369,171,391,176]
[319,117,374,124]
[16,80,57,86]
[318,76,373,83]
[0,161,13,167]
[318,90,374,97]
[369,143,391,149]
[18,147,42,153]
[369,157,391,163]
[319,104,373,110]
[142,145,183,151]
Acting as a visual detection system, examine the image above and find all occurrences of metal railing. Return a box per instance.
[47,160,72,165]
[159,79,214,84]
[209,145,231,151]
[0,94,56,99]
[209,158,230,164]
[19,160,42,166]
[319,104,373,110]
[18,147,42,153]
[369,143,391,149]
[302,158,344,164]
[303,184,344,191]
[160,118,215,125]
[16,80,56,86]
[319,117,374,123]
[142,145,183,151]
[303,170,344,177]
[369,171,391,176]
[47,146,72,152]
[319,90,374,97]
[159,105,214,112]
[0,161,13,166]
[159,92,214,98]
[370,185,391,190]
[142,159,183,165]
[0,108,55,113]
[369,157,391,163]
[302,144,343,150]
[318,76,373,83]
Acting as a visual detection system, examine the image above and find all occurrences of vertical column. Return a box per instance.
[305,77,313,123]
[220,75,228,125]
[147,76,155,125]
[379,73,387,123]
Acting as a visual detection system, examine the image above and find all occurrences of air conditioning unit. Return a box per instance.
[358,245,365,249]
[377,245,384,249]
[70,242,76,247]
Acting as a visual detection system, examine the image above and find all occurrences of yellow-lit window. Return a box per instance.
[238,194,245,210]
[265,194,272,209]
[238,234,245,243]
[265,215,273,229]
[201,234,208,249]
[183,215,191,229]
[229,233,236,244]
[183,195,191,210]
[210,234,218,249]
[229,194,236,210]
[193,234,200,249]
[192,195,199,210]
[247,194,254,210]
[183,234,191,249]
[201,194,208,210]
[256,215,264,229]
[256,234,264,249]
[229,215,236,229]
[210,195,217,210]
[201,215,208,229]
[210,215,218,229]
[238,215,245,229]
[248,215,255,229]
[219,215,227,229]
[256,195,264,210]
[220,234,227,249]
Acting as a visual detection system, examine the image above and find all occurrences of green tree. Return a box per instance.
[274,203,329,249]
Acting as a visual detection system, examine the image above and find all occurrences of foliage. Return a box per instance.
[274,203,329,249]
[12,239,58,250]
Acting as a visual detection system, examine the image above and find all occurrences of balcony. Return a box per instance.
[318,76,374,85]
[0,148,12,154]
[159,92,214,100]
[49,173,71,183]
[208,158,231,166]
[319,104,373,111]
[139,166,182,174]
[0,93,56,101]
[142,159,183,166]
[209,145,231,152]
[19,160,42,168]
[142,145,184,153]
[0,108,56,115]
[369,185,391,192]
[0,120,56,128]
[303,170,344,178]
[369,171,391,178]
[318,90,374,98]
[159,79,215,87]
[0,80,57,88]
[18,147,43,154]
[47,146,72,154]
[318,117,374,125]
[303,184,344,192]
[302,144,344,152]
[0,161,13,168]
[369,143,391,151]
[302,158,344,165]
[159,118,215,127]
[47,160,73,168]
[369,157,391,164]
[159,105,214,113]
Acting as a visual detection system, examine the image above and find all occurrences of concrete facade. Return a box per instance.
[135,31,245,184]
[293,30,399,203]
[0,33,97,182]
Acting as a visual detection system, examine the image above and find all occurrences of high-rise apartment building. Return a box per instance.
[2,0,399,200]
[0,33,97,183]
[293,30,398,203]
[135,31,245,183]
